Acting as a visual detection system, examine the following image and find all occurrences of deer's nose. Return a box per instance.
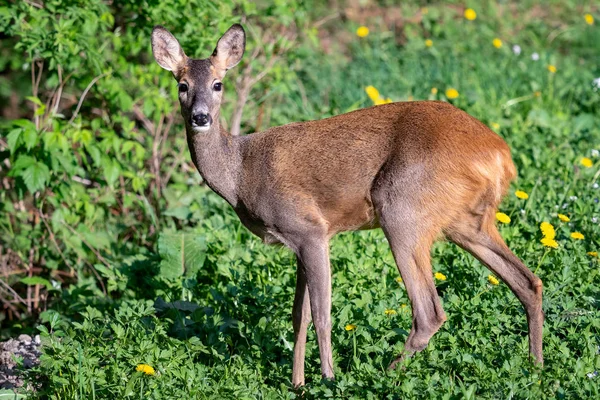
[192,113,211,127]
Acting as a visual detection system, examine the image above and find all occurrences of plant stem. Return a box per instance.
[534,249,550,275]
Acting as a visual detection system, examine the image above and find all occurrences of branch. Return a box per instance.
[68,72,108,125]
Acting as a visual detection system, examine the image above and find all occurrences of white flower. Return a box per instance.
[593,78,600,91]
[531,52,540,61]
[569,196,578,201]
[520,209,526,215]
[588,371,598,379]
[594,183,599,189]
[592,217,598,223]
[512,45,521,55]
[591,149,599,157]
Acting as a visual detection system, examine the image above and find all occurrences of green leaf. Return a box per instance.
[157,231,207,280]
[103,159,121,187]
[20,276,54,291]
[6,129,22,153]
[0,389,28,399]
[20,161,50,193]
[22,127,38,150]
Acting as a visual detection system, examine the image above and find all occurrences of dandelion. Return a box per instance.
[581,157,593,168]
[136,364,155,375]
[557,214,570,222]
[384,309,397,316]
[492,38,503,48]
[356,26,369,38]
[540,222,556,239]
[571,232,585,240]
[495,212,511,224]
[464,8,477,21]
[425,39,433,47]
[588,251,598,257]
[491,122,500,130]
[431,87,438,94]
[531,52,540,61]
[434,272,447,281]
[584,13,594,25]
[422,7,429,15]
[488,275,500,285]
[534,91,541,97]
[540,237,558,248]
[345,324,357,331]
[445,88,459,99]
[512,45,522,55]
[547,65,557,73]
[395,276,403,283]
[365,86,380,102]
[515,190,529,200]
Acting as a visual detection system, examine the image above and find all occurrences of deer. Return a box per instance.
[150,23,543,387]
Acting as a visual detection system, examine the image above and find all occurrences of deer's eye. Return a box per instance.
[213,82,222,91]
[178,82,188,93]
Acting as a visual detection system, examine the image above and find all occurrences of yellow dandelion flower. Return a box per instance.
[581,157,593,168]
[495,212,511,224]
[434,272,447,281]
[384,309,397,316]
[464,8,477,21]
[445,88,459,99]
[395,276,403,283]
[534,91,541,97]
[540,222,556,240]
[540,237,558,249]
[431,87,438,94]
[584,13,594,25]
[385,98,393,104]
[570,232,584,240]
[356,26,369,38]
[492,38,502,48]
[425,39,433,47]
[488,275,500,285]
[587,251,598,257]
[547,65,557,73]
[345,324,357,331]
[491,122,500,130]
[365,86,380,102]
[422,7,429,15]
[515,190,529,200]
[136,364,155,375]
[557,214,570,222]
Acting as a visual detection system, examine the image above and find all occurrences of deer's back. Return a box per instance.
[236,101,515,238]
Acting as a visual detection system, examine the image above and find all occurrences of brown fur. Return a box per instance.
[151,24,543,387]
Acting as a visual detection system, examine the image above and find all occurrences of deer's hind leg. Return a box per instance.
[447,207,543,364]
[372,183,447,369]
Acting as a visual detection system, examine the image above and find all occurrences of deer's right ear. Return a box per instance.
[151,26,187,75]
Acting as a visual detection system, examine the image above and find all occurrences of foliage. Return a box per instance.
[0,0,599,398]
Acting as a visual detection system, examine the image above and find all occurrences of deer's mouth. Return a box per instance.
[192,124,211,133]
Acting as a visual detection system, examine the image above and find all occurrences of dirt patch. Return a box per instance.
[0,334,41,390]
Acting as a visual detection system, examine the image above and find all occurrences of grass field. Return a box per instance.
[2,1,600,399]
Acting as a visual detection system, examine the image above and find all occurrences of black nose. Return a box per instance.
[192,113,211,126]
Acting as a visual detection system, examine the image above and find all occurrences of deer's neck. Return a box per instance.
[186,122,242,207]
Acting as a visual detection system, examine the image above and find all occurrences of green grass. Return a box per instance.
[16,1,600,399]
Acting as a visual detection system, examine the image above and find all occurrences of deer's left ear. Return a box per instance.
[210,24,245,77]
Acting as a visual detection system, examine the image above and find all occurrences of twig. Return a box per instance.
[0,278,27,305]
[68,72,108,125]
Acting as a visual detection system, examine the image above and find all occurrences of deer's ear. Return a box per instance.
[151,26,187,74]
[210,24,245,77]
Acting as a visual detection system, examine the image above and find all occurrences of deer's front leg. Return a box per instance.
[296,238,334,381]
[292,257,312,387]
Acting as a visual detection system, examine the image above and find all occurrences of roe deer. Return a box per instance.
[151,24,543,387]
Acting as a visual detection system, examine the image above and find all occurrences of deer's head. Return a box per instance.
[151,24,245,133]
